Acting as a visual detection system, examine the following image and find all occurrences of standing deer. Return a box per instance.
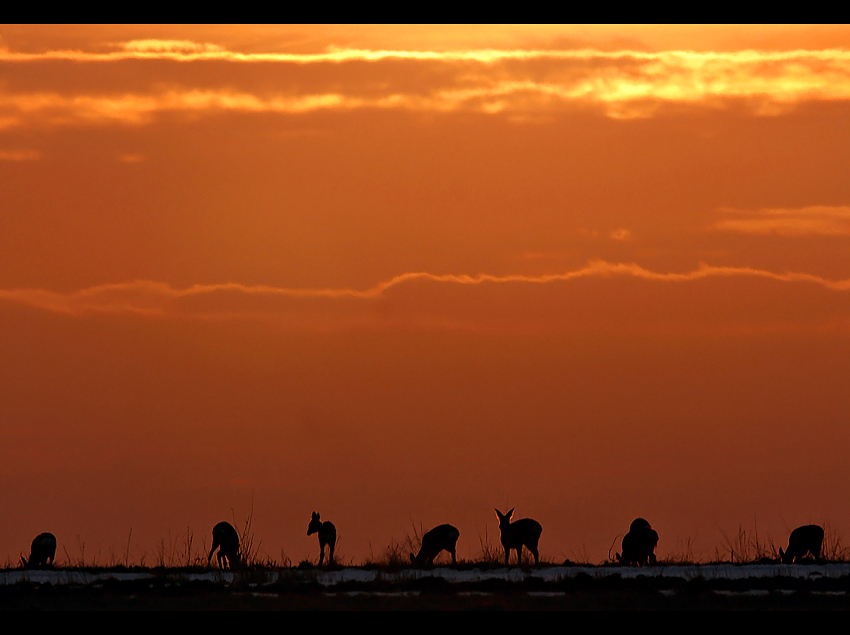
[307,512,336,566]
[496,508,542,566]
[208,521,240,569]
[21,532,56,569]
[409,524,460,567]
[780,525,824,564]
[616,517,659,566]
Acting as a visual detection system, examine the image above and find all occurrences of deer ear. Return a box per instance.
[495,509,502,519]
[312,512,318,519]
[507,508,514,519]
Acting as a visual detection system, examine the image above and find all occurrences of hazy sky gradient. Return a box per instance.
[2,25,850,566]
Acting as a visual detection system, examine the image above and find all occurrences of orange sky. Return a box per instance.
[3,25,850,566]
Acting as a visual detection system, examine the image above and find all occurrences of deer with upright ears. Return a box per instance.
[307,512,336,566]
[495,508,542,566]
[409,524,460,567]
[21,532,56,569]
[208,521,240,569]
[780,525,824,564]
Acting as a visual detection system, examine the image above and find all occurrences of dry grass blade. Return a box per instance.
[376,523,425,569]
[477,526,503,565]
[664,535,700,565]
[820,522,849,562]
[232,498,262,567]
[717,523,779,564]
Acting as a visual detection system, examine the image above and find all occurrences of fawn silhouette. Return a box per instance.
[616,517,658,566]
[21,532,56,569]
[409,524,460,567]
[780,524,824,564]
[208,521,240,569]
[496,508,542,566]
[307,512,336,566]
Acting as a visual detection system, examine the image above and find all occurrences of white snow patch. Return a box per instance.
[3,563,849,586]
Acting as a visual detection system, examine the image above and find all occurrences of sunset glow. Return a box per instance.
[3,25,850,568]
[5,47,850,125]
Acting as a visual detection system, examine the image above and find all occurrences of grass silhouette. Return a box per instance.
[10,510,850,570]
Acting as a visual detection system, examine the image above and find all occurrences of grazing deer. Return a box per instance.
[616,517,658,566]
[780,525,824,564]
[21,532,56,569]
[208,521,240,569]
[409,524,460,567]
[495,508,542,566]
[307,512,336,566]
[630,517,652,532]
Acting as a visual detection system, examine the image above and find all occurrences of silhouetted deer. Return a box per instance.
[496,508,542,566]
[409,524,460,567]
[208,521,240,569]
[307,512,336,566]
[21,532,56,569]
[780,525,824,564]
[616,517,659,566]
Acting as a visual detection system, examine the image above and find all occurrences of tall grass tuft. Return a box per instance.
[381,538,410,568]
[716,524,779,563]
[817,522,848,562]
[477,526,503,565]
[366,523,425,569]
[664,535,700,565]
[232,498,263,567]
[62,535,93,568]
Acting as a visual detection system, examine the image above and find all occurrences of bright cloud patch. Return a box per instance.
[714,206,850,236]
[121,39,225,54]
[2,48,850,126]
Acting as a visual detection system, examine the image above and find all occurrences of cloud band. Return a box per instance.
[2,260,849,318]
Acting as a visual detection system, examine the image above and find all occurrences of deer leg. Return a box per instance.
[450,546,456,565]
[530,545,539,565]
[208,542,219,564]
[504,547,510,566]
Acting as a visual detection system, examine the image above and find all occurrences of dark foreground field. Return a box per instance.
[4,564,850,610]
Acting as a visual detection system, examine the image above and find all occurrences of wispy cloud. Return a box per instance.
[0,90,374,126]
[117,153,145,163]
[3,43,850,68]
[3,46,850,126]
[0,149,39,160]
[714,206,850,236]
[3,261,850,318]
[120,39,225,54]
